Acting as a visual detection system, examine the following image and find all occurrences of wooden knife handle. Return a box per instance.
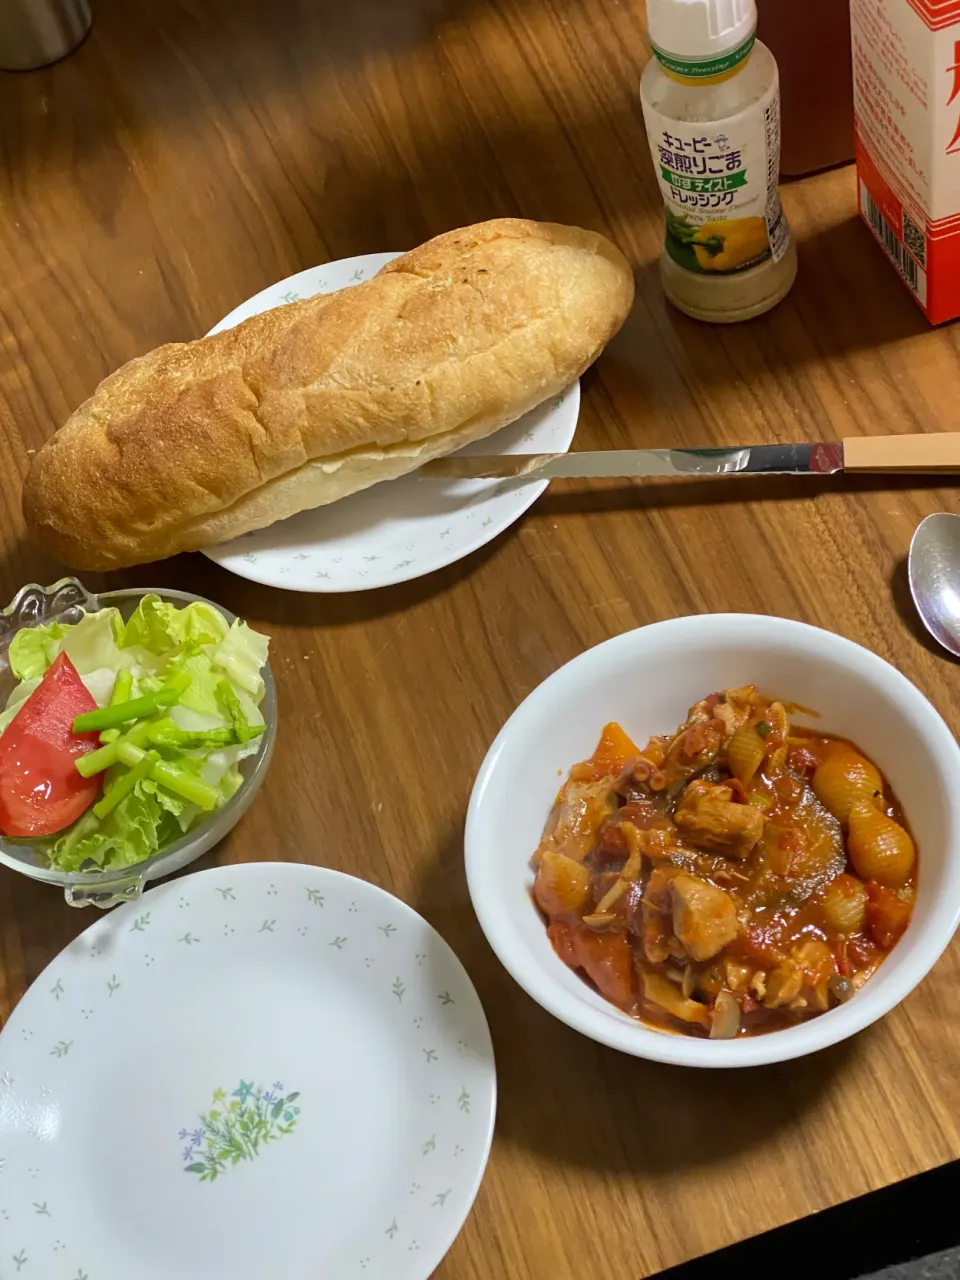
[844,432,960,473]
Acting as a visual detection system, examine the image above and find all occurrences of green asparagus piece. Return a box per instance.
[99,669,134,744]
[72,672,190,734]
[92,751,158,820]
[216,679,263,744]
[146,718,238,750]
[115,740,219,810]
[76,718,156,778]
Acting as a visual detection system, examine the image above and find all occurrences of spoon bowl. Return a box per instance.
[909,512,960,659]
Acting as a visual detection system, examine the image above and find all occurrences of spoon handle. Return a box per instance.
[844,433,960,473]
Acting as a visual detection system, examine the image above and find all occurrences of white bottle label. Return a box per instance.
[642,79,791,275]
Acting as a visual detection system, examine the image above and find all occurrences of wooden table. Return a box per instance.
[2,2,960,1275]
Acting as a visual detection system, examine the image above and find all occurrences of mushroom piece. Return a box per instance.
[828,974,855,1004]
[682,963,696,999]
[642,971,709,1026]
[709,990,742,1040]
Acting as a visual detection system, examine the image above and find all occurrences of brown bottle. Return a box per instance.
[757,0,855,176]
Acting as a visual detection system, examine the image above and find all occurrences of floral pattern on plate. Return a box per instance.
[0,863,496,1280]
[180,1081,302,1181]
[202,253,580,593]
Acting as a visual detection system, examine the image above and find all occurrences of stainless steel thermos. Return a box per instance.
[0,0,92,71]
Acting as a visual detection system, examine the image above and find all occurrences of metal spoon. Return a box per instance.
[908,513,960,658]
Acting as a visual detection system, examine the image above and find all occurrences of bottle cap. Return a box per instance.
[646,0,757,80]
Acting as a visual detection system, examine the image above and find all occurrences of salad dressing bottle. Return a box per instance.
[640,0,797,323]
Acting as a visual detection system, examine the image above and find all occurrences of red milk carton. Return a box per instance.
[852,0,960,323]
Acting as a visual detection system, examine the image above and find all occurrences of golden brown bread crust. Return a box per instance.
[23,218,634,570]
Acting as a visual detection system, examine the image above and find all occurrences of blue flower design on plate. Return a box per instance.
[232,1080,254,1105]
[181,1080,302,1183]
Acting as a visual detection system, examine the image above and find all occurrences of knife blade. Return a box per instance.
[419,442,847,481]
[418,432,960,481]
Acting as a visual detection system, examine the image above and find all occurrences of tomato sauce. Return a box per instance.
[532,687,916,1039]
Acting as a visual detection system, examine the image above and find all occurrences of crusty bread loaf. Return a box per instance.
[23,218,634,571]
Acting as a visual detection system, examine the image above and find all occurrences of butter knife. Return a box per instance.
[419,433,960,481]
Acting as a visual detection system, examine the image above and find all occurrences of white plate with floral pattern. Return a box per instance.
[0,863,496,1280]
[201,253,580,592]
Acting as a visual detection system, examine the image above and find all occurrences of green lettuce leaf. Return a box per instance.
[141,776,189,817]
[212,621,269,700]
[51,784,163,872]
[60,608,126,675]
[216,679,264,743]
[122,595,228,653]
[168,704,225,733]
[220,765,244,802]
[8,621,69,679]
[0,676,41,735]
[165,649,224,719]
[9,608,131,682]
[162,648,265,729]
[81,667,122,709]
[200,742,258,788]
[132,673,165,696]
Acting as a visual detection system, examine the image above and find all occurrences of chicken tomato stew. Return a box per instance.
[532,686,917,1039]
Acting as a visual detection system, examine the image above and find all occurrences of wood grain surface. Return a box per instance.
[2,2,960,1276]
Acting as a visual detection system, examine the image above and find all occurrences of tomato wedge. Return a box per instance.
[0,653,102,837]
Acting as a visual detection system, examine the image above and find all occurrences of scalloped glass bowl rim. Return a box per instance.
[0,580,277,903]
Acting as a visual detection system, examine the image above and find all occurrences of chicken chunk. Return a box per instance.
[537,779,616,864]
[674,779,764,859]
[533,850,593,922]
[762,939,836,1010]
[670,872,739,962]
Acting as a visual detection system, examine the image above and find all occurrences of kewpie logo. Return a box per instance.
[948,39,960,154]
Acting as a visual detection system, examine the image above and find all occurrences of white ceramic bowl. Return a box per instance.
[465,615,960,1068]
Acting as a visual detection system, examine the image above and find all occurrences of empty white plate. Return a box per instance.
[202,253,579,592]
[0,863,496,1280]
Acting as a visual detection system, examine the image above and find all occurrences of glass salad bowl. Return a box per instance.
[0,578,277,909]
